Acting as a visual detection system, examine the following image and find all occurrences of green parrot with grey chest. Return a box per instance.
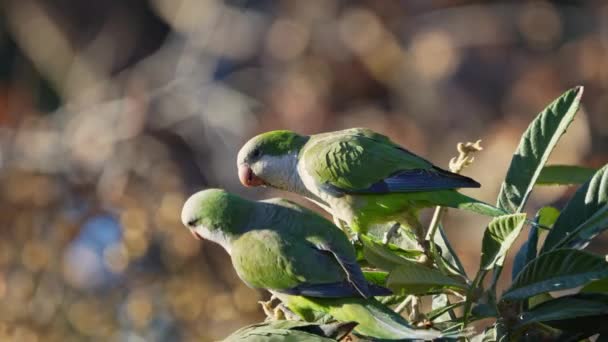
[236,128,507,244]
[181,189,446,340]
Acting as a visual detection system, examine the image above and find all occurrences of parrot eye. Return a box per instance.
[251,148,261,159]
[186,218,198,227]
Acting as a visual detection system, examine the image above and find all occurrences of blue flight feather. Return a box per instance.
[349,167,480,194]
[280,282,392,298]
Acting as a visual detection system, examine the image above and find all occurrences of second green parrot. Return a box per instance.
[181,189,446,340]
[236,128,507,241]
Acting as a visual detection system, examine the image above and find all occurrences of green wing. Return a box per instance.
[264,198,380,297]
[231,229,345,293]
[232,201,390,298]
[303,130,479,195]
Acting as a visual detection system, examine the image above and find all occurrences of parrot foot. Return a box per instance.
[382,223,401,245]
[333,216,349,233]
[275,303,300,321]
[349,233,362,245]
[258,296,281,320]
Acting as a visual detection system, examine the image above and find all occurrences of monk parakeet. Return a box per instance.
[181,189,445,340]
[222,320,357,342]
[236,128,507,243]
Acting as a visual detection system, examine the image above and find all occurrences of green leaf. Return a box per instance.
[512,225,538,281]
[516,294,608,327]
[542,163,608,252]
[497,86,584,213]
[512,207,558,281]
[537,165,598,185]
[360,234,423,271]
[536,206,560,228]
[428,298,464,322]
[387,262,467,295]
[362,270,388,286]
[515,294,608,335]
[502,249,608,301]
[527,293,553,310]
[434,223,467,277]
[581,278,608,293]
[480,214,527,270]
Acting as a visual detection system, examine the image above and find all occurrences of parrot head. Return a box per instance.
[181,189,252,252]
[237,130,308,190]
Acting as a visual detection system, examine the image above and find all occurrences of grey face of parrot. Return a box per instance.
[237,139,300,191]
[237,146,266,187]
[236,132,306,191]
[180,190,234,254]
[248,153,300,191]
[191,225,233,254]
[182,214,233,254]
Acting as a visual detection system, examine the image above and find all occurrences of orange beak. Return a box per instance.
[238,165,265,187]
[190,230,204,240]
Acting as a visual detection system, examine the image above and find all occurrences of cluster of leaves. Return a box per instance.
[227,86,608,341]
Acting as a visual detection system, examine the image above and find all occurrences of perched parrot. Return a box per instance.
[222,320,357,342]
[181,189,446,340]
[236,128,507,242]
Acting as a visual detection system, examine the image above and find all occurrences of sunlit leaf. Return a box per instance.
[480,214,527,271]
[497,86,584,213]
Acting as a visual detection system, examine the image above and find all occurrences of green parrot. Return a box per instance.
[181,189,446,340]
[236,128,507,243]
[222,320,357,342]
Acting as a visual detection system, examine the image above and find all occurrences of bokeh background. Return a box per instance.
[0,0,607,340]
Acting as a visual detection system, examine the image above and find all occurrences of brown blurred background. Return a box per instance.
[0,0,607,340]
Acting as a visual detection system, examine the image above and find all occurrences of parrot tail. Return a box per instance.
[276,293,466,340]
[326,298,447,341]
[425,190,509,218]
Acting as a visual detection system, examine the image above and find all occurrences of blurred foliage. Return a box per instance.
[0,0,607,340]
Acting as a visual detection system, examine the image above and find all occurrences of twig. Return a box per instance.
[427,140,484,267]
[395,295,414,314]
[425,140,483,329]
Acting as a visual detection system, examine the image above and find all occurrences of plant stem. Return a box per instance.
[427,206,448,272]
[395,295,413,314]
[462,269,488,330]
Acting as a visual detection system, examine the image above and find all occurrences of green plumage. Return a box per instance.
[181,189,445,340]
[302,130,431,191]
[231,228,346,290]
[276,293,443,340]
[237,128,508,236]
